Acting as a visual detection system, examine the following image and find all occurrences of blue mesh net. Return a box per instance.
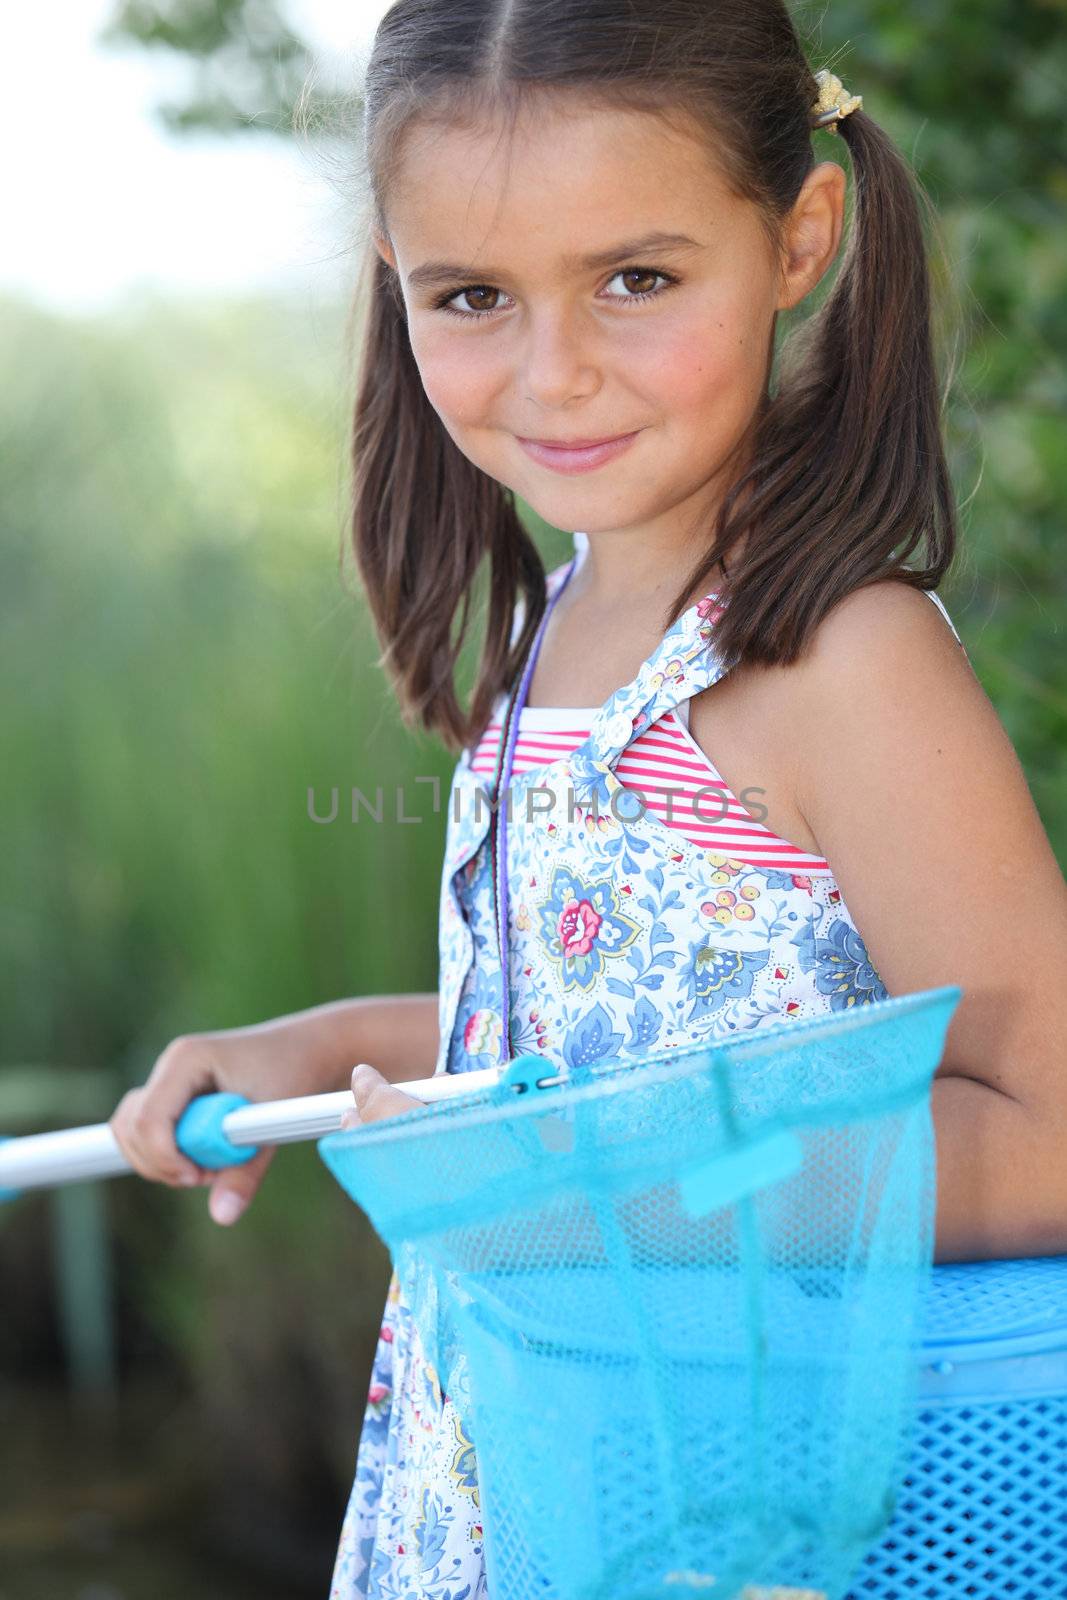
[320,986,961,1600]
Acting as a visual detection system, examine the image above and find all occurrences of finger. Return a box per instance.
[207,1145,276,1226]
[131,1051,218,1186]
[111,1090,209,1188]
[350,1063,422,1126]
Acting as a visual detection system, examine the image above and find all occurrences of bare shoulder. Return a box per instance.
[785,577,1010,802]
[786,576,1067,1095]
[795,576,971,685]
[686,579,975,858]
[785,575,1008,839]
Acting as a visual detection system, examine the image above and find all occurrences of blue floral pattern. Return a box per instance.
[535,867,643,990]
[330,534,961,1597]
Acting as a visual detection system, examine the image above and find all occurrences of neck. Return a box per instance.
[570,528,739,615]
[566,441,756,612]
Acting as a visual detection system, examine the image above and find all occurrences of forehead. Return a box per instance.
[384,98,738,273]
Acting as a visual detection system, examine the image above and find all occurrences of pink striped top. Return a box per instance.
[470,612,833,876]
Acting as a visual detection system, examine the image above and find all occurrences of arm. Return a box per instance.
[108,991,441,1220]
[786,581,1067,1263]
[240,991,441,1094]
[931,1075,1067,1260]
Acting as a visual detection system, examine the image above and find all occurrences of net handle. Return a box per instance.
[0,1067,503,1196]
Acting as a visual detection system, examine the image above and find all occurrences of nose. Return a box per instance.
[519,305,601,408]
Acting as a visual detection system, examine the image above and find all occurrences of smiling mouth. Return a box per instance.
[518,428,643,470]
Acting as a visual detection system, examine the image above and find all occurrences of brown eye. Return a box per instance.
[450,286,501,315]
[603,267,680,307]
[620,269,659,295]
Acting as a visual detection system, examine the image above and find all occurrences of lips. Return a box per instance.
[518,428,643,470]
[520,434,630,449]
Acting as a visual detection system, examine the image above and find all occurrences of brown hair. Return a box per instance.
[338,2,958,755]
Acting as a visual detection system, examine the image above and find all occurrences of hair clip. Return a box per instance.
[810,68,863,133]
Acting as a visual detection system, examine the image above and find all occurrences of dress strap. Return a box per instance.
[925,589,966,649]
[546,530,589,599]
[568,594,726,795]
[566,581,965,799]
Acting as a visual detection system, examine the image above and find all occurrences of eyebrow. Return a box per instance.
[406,230,703,292]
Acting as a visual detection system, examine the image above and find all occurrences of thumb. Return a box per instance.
[343,1062,422,1127]
[208,1145,275,1226]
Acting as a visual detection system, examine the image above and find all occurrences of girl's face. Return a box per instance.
[373,98,842,561]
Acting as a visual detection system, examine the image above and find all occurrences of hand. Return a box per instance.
[109,1025,308,1226]
[339,1063,422,1129]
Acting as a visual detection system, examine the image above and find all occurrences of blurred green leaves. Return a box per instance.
[99,0,316,137]
[0,290,452,1073]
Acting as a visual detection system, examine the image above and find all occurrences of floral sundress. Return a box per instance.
[329,531,966,1599]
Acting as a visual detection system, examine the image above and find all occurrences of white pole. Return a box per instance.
[0,1067,503,1194]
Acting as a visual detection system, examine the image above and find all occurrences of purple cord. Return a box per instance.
[493,554,580,1065]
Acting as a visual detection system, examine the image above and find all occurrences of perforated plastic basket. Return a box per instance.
[320,986,961,1600]
[846,1255,1067,1599]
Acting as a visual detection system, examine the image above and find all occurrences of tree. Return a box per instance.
[99,0,333,138]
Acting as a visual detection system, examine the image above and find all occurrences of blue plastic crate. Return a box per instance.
[847,1256,1067,1599]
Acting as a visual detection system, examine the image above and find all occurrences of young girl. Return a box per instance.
[110,1,1067,1596]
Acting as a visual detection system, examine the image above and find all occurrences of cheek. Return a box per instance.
[639,308,767,424]
[409,328,496,428]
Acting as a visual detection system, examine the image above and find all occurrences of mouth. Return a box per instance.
[516,430,642,475]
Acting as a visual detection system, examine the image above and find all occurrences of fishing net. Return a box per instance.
[319,986,960,1600]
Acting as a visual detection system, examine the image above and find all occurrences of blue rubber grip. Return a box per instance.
[0,1137,20,1203]
[175,1092,259,1169]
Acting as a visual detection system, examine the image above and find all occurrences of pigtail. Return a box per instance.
[686,99,958,669]
[346,239,547,753]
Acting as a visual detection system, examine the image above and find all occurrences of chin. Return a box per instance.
[521,478,633,510]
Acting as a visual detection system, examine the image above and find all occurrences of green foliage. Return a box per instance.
[99,0,318,137]
[0,291,456,1068]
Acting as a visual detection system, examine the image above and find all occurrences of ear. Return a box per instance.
[775,160,847,312]
[371,226,398,272]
